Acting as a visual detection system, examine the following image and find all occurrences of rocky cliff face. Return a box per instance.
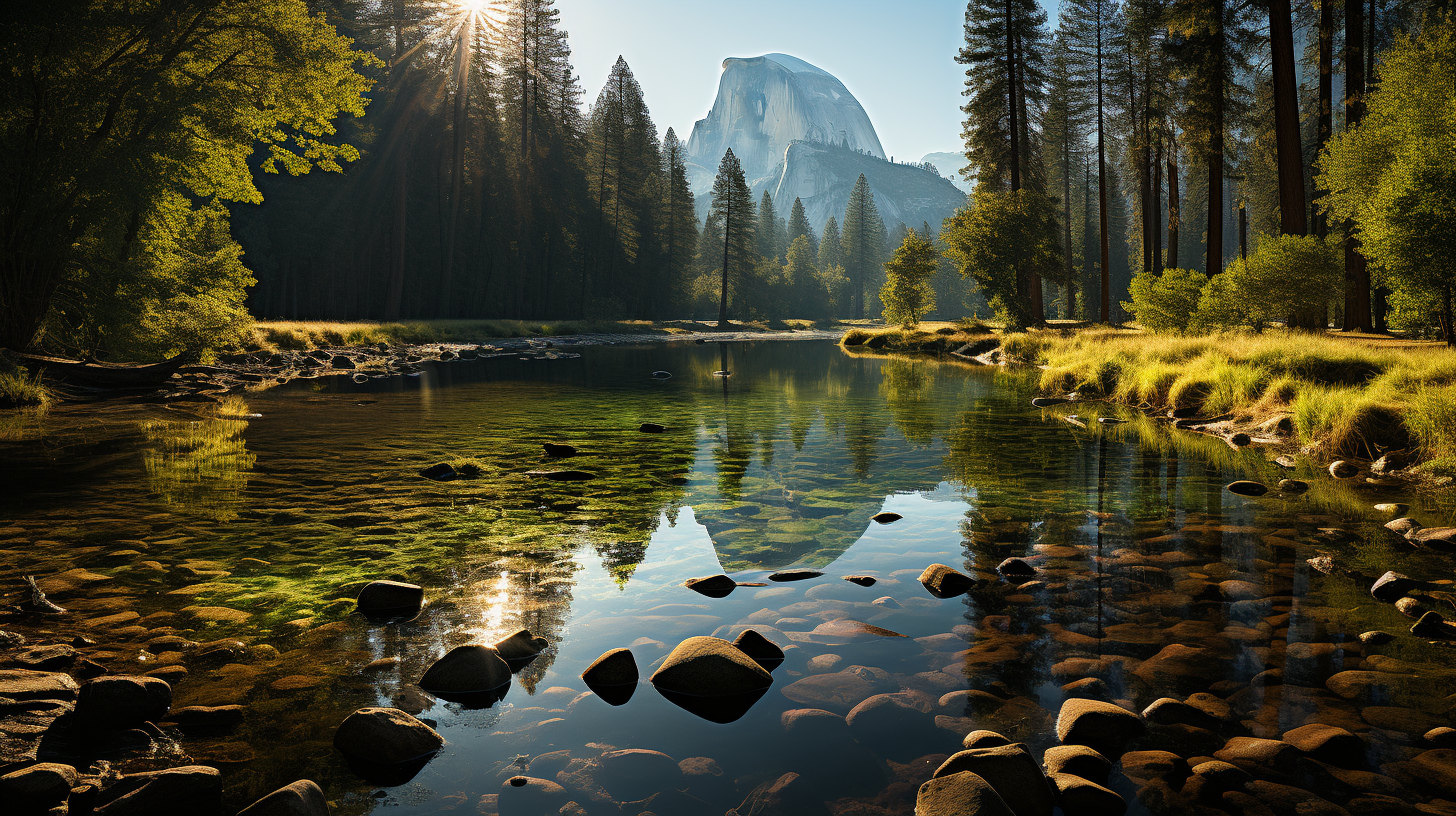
[769,142,968,235]
[686,54,965,234]
[685,54,884,195]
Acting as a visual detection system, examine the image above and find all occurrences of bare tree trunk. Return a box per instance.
[1270,0,1307,238]
[1096,22,1111,320]
[1314,0,1333,239]
[1153,135,1164,270]
[385,150,408,320]
[439,16,474,317]
[1168,130,1180,269]
[719,198,732,327]
[1342,0,1372,330]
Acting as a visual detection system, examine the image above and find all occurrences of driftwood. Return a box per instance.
[6,352,189,389]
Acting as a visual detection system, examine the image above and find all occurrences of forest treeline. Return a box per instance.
[1,1,1453,358]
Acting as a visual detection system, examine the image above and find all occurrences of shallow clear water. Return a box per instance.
[2,340,1453,815]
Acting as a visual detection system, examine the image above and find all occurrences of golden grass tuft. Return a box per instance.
[0,368,50,410]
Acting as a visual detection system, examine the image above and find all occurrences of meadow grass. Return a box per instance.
[0,368,50,409]
[1009,328,1456,463]
[840,320,998,354]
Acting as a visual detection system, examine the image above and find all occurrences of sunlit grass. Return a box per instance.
[1010,328,1456,460]
[840,320,996,354]
[0,368,50,410]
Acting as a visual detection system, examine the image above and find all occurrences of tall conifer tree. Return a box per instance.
[841,175,887,319]
[786,197,818,257]
[708,149,755,326]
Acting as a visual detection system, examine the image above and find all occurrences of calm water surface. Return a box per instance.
[2,340,1453,815]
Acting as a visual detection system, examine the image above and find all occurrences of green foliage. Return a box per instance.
[880,233,940,328]
[1320,15,1456,343]
[941,189,1062,330]
[1123,268,1207,333]
[707,149,757,323]
[785,236,828,319]
[786,198,818,258]
[0,367,49,409]
[841,175,888,319]
[1192,234,1341,331]
[0,1,374,351]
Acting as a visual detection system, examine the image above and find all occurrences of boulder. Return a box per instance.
[0,669,78,700]
[493,629,549,661]
[649,636,772,697]
[1412,611,1456,639]
[1227,481,1268,497]
[1118,751,1192,786]
[1413,527,1456,553]
[582,648,638,688]
[1329,460,1359,478]
[1056,699,1146,759]
[684,574,736,598]
[997,558,1037,578]
[732,629,785,671]
[919,563,974,598]
[1213,737,1301,774]
[916,771,1016,816]
[1049,773,1126,816]
[1142,698,1221,731]
[165,705,246,731]
[419,646,510,698]
[1359,630,1396,646]
[964,730,1013,749]
[332,707,443,765]
[1282,723,1364,768]
[1410,749,1456,799]
[0,763,78,810]
[781,708,851,741]
[731,771,828,816]
[94,765,221,816]
[1427,728,1456,749]
[73,675,171,730]
[356,580,424,615]
[330,355,355,369]
[236,780,329,816]
[1386,517,1421,537]
[933,743,1056,816]
[1189,759,1253,792]
[498,776,570,816]
[1043,745,1111,785]
[1370,572,1419,602]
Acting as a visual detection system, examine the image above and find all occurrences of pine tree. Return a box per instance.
[785,235,824,318]
[818,216,850,314]
[786,197,818,257]
[659,128,698,317]
[956,0,1050,192]
[756,191,786,263]
[708,149,756,326]
[841,175,888,319]
[819,216,843,272]
[1042,30,1091,316]
[1061,0,1121,321]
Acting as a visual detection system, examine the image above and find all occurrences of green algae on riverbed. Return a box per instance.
[2,340,1455,815]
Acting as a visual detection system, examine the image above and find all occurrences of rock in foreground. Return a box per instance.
[333,707,443,765]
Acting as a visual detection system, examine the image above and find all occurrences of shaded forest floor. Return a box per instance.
[243,318,838,352]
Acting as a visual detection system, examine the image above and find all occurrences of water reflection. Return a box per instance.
[2,341,1454,814]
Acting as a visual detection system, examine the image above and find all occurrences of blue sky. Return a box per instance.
[557,0,992,164]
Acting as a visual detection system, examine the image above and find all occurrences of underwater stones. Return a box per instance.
[1386,517,1421,537]
[1407,750,1456,799]
[1214,737,1302,774]
[236,779,329,816]
[582,648,638,702]
[1032,397,1070,407]
[597,749,684,801]
[165,705,245,732]
[638,422,666,433]
[1043,745,1112,785]
[916,770,1017,816]
[418,463,457,481]
[1411,611,1456,639]
[494,629,549,662]
[94,765,222,816]
[934,743,1056,816]
[1050,773,1126,816]
[1132,644,1222,696]
[846,692,938,750]
[769,569,823,582]
[1278,479,1310,494]
[356,580,424,617]
[844,575,877,586]
[525,469,594,481]
[871,512,902,524]
[333,707,442,766]
[419,645,512,696]
[1329,460,1359,479]
[1371,571,1419,602]
[650,636,771,698]
[542,443,577,457]
[1056,699,1147,760]
[732,629,785,671]
[1227,481,1269,497]
[73,675,171,731]
[1394,597,1429,618]
[997,558,1037,578]
[499,776,570,815]
[810,619,908,640]
[782,666,896,713]
[684,574,736,598]
[1283,724,1365,768]
[919,563,974,598]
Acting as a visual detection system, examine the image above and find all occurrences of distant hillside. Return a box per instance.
[920,152,973,194]
[765,141,968,235]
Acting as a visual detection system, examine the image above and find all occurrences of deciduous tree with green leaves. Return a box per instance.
[941,189,1061,329]
[880,232,940,328]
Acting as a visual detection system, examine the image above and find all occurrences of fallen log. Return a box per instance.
[6,352,190,389]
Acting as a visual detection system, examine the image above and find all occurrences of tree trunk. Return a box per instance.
[1314,0,1333,239]
[719,199,731,328]
[1153,136,1164,270]
[1207,4,1225,277]
[1270,0,1307,237]
[1096,23,1111,322]
[1168,131,1180,269]
[1442,284,1453,347]
[1342,0,1372,330]
[385,152,408,321]
[439,16,473,317]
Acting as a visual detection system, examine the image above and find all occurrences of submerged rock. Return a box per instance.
[1371,571,1419,602]
[418,463,457,481]
[1329,460,1359,478]
[499,776,570,815]
[0,763,78,811]
[639,422,666,433]
[997,557,1037,577]
[419,645,512,695]
[1043,745,1111,785]
[236,779,329,816]
[333,707,442,765]
[1226,481,1268,497]
[542,443,577,457]
[1278,479,1309,494]
[1412,611,1456,639]
[1032,397,1070,407]
[919,563,973,598]
[94,765,221,815]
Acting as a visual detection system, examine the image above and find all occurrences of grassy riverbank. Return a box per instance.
[840,321,1002,355]
[244,318,826,351]
[0,368,49,409]
[1006,328,1456,471]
